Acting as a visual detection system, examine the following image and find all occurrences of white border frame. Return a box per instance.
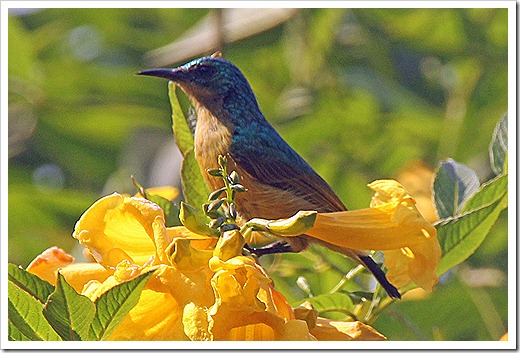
[1,1,515,350]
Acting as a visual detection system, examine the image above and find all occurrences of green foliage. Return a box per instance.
[146,193,182,227]
[168,82,211,216]
[42,273,96,341]
[433,159,480,218]
[7,265,154,341]
[299,292,356,318]
[436,174,507,275]
[489,113,508,175]
[372,278,507,340]
[8,282,62,341]
[90,271,154,340]
[434,115,508,275]
[8,264,55,304]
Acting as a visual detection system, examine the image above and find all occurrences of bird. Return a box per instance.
[137,53,401,299]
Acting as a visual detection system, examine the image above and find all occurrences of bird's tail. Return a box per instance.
[358,255,401,299]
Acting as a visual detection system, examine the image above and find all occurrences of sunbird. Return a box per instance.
[138,53,401,299]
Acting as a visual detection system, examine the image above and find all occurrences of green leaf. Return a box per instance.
[90,270,154,340]
[8,320,31,341]
[182,151,212,216]
[462,173,508,213]
[146,194,182,227]
[8,263,55,304]
[489,112,508,176]
[169,82,195,157]
[299,292,355,315]
[42,273,96,341]
[433,158,480,219]
[436,173,507,275]
[8,281,62,341]
[168,82,211,216]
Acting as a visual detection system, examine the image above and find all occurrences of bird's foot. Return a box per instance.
[243,241,294,257]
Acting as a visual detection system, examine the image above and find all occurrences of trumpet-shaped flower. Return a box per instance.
[305,179,440,292]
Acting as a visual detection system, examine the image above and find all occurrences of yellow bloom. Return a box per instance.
[30,192,383,340]
[26,246,112,293]
[306,179,440,292]
[310,318,386,341]
[134,185,179,201]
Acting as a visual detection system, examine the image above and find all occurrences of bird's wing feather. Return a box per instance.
[230,126,347,213]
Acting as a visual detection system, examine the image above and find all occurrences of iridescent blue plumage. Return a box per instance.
[137,55,401,299]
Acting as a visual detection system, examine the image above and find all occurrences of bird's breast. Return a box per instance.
[193,104,233,191]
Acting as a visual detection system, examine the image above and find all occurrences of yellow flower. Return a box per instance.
[26,246,112,293]
[30,192,383,340]
[134,185,179,201]
[293,301,386,341]
[29,193,216,340]
[305,179,440,292]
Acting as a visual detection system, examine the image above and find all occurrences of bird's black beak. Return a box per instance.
[136,68,187,82]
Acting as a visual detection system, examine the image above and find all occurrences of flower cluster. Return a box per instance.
[27,191,385,340]
[26,179,439,340]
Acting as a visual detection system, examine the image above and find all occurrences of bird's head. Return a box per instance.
[137,54,260,120]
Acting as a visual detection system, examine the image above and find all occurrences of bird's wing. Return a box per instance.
[230,128,347,213]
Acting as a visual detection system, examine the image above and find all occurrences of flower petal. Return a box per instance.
[227,319,317,341]
[279,319,317,341]
[384,233,441,292]
[72,193,162,267]
[165,226,217,251]
[310,318,386,341]
[26,247,73,285]
[108,288,186,340]
[147,264,215,308]
[212,229,245,262]
[59,263,112,293]
[307,208,428,250]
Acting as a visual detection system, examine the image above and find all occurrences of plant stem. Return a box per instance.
[330,264,365,293]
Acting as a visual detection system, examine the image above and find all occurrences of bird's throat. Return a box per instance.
[193,103,234,190]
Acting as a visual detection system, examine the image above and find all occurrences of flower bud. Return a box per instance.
[213,229,245,261]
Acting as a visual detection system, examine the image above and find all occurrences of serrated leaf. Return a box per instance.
[146,194,182,227]
[90,270,154,340]
[433,158,480,219]
[42,273,96,341]
[8,281,62,341]
[489,112,508,176]
[299,292,355,315]
[8,263,55,304]
[436,174,507,275]
[8,320,31,341]
[168,82,211,217]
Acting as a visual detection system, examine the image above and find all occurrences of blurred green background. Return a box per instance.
[8,8,508,340]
